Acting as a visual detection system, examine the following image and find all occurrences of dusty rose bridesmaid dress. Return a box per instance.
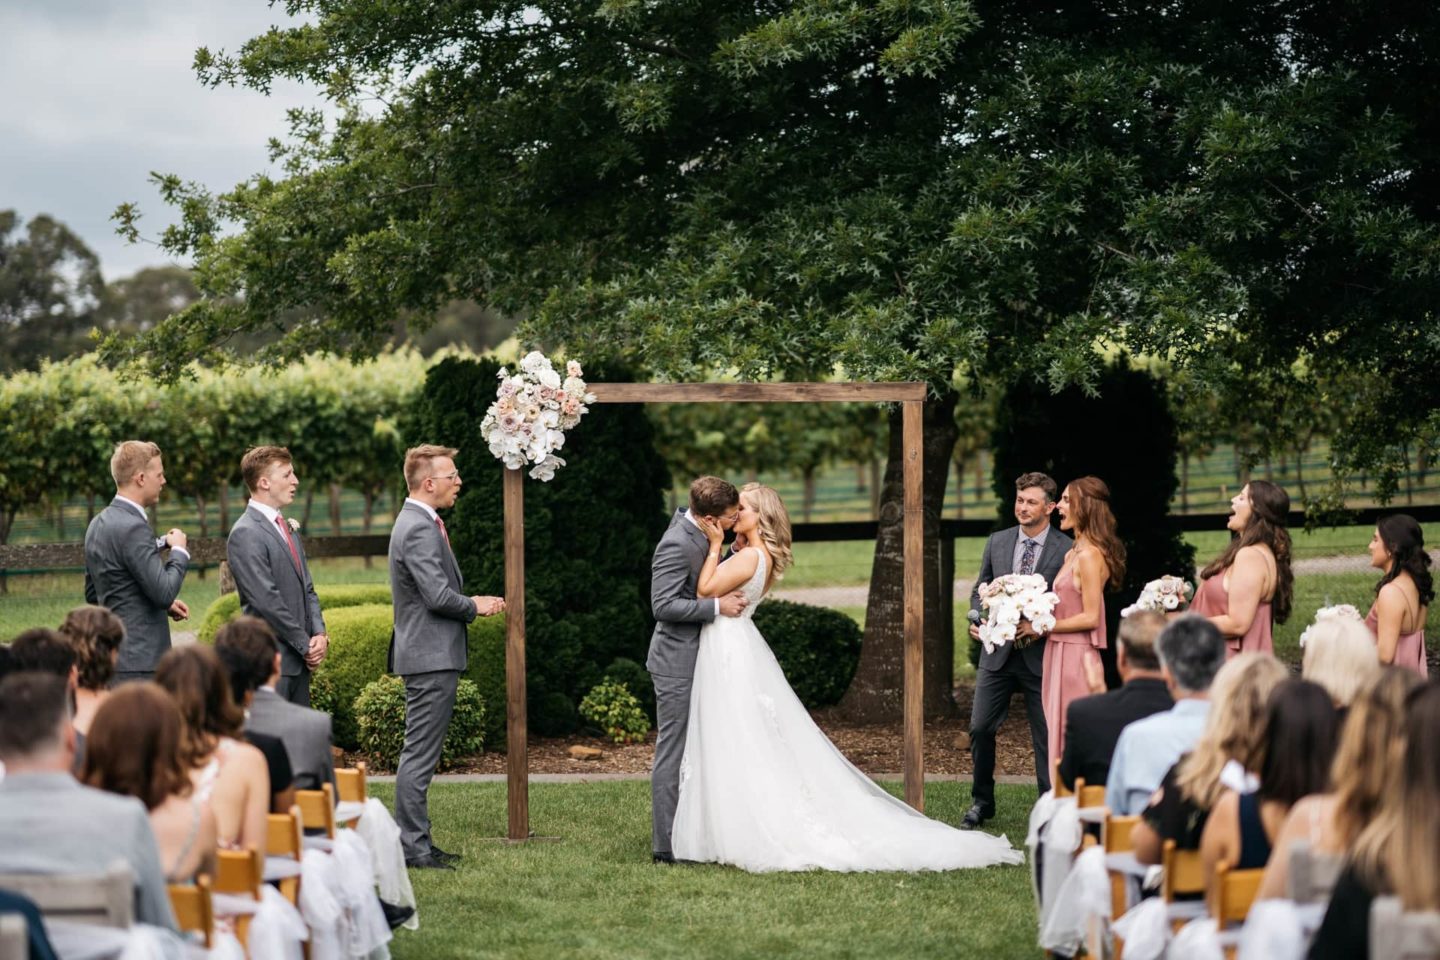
[1042,564,1106,767]
[1190,572,1273,657]
[1364,603,1429,678]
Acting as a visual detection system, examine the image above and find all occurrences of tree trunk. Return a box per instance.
[302,488,316,529]
[54,502,65,540]
[329,484,343,535]
[855,461,867,495]
[953,457,965,518]
[218,483,231,532]
[1293,441,1308,501]
[838,391,960,722]
[362,488,376,569]
[973,454,985,509]
[196,495,209,539]
[869,460,882,519]
[1180,454,1190,512]
[86,493,96,523]
[802,469,817,523]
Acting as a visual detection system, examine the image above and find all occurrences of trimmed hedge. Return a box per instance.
[752,599,863,709]
[197,583,394,644]
[355,675,486,771]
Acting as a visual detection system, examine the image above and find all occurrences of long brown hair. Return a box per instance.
[58,605,126,691]
[1064,476,1125,590]
[1201,479,1293,623]
[1330,668,1421,849]
[154,646,244,769]
[1354,683,1440,909]
[82,683,193,811]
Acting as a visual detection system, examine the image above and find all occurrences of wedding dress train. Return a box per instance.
[671,551,1025,872]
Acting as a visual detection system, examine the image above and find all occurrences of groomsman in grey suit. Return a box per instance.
[0,673,177,930]
[226,445,328,706]
[647,476,749,864]
[960,471,1072,830]
[83,440,190,681]
[389,444,504,869]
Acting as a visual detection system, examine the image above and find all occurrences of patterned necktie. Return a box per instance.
[1019,538,1038,576]
[274,515,302,572]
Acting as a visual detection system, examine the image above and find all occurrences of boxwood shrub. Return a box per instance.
[752,599,863,709]
[197,583,394,644]
[354,674,486,772]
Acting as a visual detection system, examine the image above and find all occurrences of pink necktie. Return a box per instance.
[436,516,450,548]
[275,515,302,572]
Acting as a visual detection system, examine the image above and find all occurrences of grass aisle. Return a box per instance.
[374,781,1040,960]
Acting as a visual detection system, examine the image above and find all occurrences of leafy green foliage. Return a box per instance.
[354,674,486,771]
[198,583,394,643]
[753,599,864,708]
[601,657,654,722]
[579,681,650,745]
[403,355,671,736]
[0,211,104,374]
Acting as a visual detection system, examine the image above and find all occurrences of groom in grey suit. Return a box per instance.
[388,444,504,869]
[83,440,191,681]
[961,471,1072,830]
[647,476,749,863]
[226,445,328,706]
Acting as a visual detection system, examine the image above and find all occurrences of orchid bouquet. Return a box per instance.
[1298,604,1364,648]
[480,352,595,481]
[1120,575,1194,619]
[976,574,1060,654]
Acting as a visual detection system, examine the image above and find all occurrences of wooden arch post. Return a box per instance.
[502,381,928,840]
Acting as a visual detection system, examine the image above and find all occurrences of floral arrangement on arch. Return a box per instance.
[480,351,595,481]
[1298,603,1364,648]
[1120,575,1194,619]
[975,574,1059,655]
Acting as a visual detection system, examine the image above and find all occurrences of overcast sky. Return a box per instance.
[1,1,326,281]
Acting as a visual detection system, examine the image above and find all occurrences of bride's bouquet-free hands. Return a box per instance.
[1120,575,1194,619]
[976,574,1059,655]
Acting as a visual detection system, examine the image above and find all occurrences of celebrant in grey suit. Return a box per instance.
[0,672,177,930]
[647,476,750,864]
[226,445,328,706]
[83,440,191,682]
[961,471,1072,830]
[388,444,504,869]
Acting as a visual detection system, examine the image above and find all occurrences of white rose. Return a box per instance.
[538,366,562,390]
[566,360,582,377]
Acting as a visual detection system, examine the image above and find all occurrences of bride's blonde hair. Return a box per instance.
[741,483,793,582]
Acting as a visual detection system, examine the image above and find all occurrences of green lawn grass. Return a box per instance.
[374,780,1040,960]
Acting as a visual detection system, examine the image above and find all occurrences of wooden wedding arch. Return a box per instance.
[501,382,928,841]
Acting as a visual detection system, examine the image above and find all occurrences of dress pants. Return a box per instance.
[650,673,693,856]
[968,652,1050,813]
[396,669,459,860]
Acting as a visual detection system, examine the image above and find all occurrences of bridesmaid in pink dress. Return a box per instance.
[1364,514,1432,677]
[1191,481,1293,656]
[1027,476,1126,767]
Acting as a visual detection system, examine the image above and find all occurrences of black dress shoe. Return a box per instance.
[429,845,462,864]
[652,852,676,864]
[405,854,455,871]
[959,803,994,830]
[379,899,416,929]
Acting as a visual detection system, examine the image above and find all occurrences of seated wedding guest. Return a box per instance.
[1131,652,1288,865]
[1302,615,1380,716]
[7,629,82,767]
[215,616,336,796]
[82,683,218,884]
[155,646,270,851]
[1308,682,1440,960]
[1058,609,1172,792]
[1364,514,1431,677]
[1201,679,1339,875]
[1258,667,1420,899]
[0,673,177,930]
[57,605,126,738]
[1105,616,1226,815]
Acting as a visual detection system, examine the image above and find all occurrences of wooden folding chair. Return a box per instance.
[0,913,28,960]
[0,862,133,928]
[267,806,305,906]
[296,783,338,840]
[1210,859,1264,927]
[1052,757,1071,798]
[335,762,368,827]
[1100,815,1141,959]
[168,875,215,949]
[1073,777,1107,811]
[214,847,264,950]
[1161,839,1208,930]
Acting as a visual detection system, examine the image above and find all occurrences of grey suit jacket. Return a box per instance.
[246,687,337,794]
[227,505,326,677]
[83,499,188,674]
[388,501,476,675]
[646,510,718,679]
[0,773,177,931]
[969,523,1073,675]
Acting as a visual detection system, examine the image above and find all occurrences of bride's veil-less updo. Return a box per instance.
[741,483,794,582]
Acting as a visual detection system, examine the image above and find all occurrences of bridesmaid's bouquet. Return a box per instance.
[976,574,1059,654]
[1298,604,1364,648]
[481,352,595,481]
[1120,575,1194,619]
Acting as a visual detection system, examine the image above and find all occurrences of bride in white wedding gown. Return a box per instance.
[671,483,1024,873]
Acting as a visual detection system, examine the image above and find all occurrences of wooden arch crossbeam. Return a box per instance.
[501,381,928,841]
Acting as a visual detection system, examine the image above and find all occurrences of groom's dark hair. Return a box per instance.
[690,476,739,517]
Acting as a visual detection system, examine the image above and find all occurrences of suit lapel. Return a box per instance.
[251,506,303,584]
[406,501,461,584]
[995,527,1020,576]
[1035,527,1068,576]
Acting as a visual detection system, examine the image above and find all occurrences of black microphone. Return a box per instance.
[967,609,981,627]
